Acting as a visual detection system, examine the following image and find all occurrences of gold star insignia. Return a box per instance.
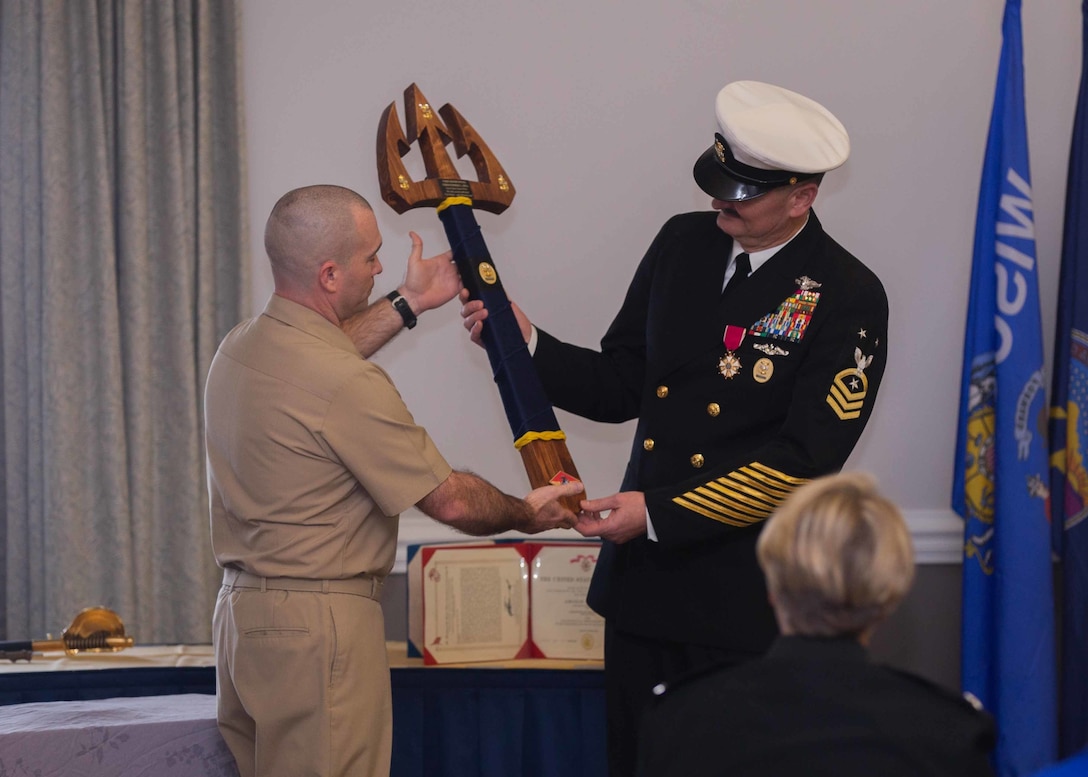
[858,328,867,339]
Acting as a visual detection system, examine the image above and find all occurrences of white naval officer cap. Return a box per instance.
[693,80,850,202]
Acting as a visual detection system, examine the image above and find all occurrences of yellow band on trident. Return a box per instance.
[513,430,567,450]
[436,196,474,213]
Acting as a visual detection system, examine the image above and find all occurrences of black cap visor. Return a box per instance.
[692,134,803,202]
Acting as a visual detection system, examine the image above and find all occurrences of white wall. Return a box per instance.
[240,0,1081,570]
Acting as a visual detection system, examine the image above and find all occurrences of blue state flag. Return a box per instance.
[952,1,1058,774]
[1050,0,1088,758]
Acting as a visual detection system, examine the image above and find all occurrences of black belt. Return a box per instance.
[221,568,383,600]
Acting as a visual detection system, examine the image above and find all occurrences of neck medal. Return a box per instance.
[718,325,746,380]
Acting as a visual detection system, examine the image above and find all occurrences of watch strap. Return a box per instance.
[385,290,417,329]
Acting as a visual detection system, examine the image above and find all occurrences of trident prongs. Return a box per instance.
[377,83,516,215]
[404,84,459,181]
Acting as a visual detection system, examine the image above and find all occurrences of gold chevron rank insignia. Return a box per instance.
[672,462,809,526]
[826,347,873,420]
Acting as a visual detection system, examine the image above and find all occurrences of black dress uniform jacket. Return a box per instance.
[636,636,997,777]
[533,211,888,651]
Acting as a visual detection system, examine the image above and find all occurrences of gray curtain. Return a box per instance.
[0,0,248,643]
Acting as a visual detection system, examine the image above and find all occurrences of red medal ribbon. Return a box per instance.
[723,325,746,352]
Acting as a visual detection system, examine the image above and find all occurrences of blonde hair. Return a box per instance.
[756,471,915,637]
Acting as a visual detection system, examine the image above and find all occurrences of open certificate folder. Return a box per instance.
[418,541,604,665]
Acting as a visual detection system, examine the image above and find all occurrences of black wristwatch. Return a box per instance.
[385,290,417,330]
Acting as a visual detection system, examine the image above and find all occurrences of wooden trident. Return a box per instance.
[377,84,583,512]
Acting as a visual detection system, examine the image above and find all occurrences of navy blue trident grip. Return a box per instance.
[438,201,562,441]
[376,84,583,506]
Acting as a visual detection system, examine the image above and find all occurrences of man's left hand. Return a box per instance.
[398,231,461,314]
[574,491,648,544]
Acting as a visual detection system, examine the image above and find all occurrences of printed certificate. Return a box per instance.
[422,546,530,664]
[415,540,604,664]
[530,545,604,660]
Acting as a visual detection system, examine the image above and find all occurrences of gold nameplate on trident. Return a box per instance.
[376,84,584,514]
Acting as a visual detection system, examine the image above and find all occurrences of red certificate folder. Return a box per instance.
[415,540,603,665]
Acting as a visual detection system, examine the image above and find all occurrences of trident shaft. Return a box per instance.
[376,84,583,511]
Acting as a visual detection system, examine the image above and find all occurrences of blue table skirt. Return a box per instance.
[0,664,606,777]
[392,666,606,777]
[0,666,217,705]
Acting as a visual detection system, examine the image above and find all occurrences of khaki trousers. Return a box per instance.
[213,571,390,777]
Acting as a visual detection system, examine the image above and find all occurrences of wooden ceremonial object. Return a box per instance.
[377,84,515,215]
[377,84,583,513]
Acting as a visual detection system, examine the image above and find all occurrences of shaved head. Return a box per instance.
[264,185,374,291]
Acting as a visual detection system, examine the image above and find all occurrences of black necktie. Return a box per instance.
[723,252,751,297]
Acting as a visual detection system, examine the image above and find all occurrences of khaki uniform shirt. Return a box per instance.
[205,295,452,579]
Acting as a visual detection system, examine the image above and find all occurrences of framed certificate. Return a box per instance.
[530,545,603,660]
[416,540,603,665]
[421,545,530,664]
[406,540,495,658]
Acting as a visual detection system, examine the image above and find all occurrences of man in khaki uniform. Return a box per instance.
[205,184,582,777]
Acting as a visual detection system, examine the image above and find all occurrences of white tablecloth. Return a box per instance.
[0,693,238,777]
[0,643,216,673]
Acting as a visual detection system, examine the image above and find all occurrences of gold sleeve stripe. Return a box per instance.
[700,482,777,516]
[719,473,790,504]
[725,472,798,503]
[696,478,774,513]
[672,492,770,526]
[691,487,767,521]
[746,461,810,486]
[672,462,810,526]
[684,491,763,522]
[671,498,754,527]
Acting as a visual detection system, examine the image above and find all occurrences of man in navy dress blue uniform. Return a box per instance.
[462,80,889,777]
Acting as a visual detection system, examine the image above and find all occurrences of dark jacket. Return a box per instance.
[534,211,889,650]
[637,636,997,777]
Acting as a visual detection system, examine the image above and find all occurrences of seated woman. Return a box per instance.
[636,471,996,777]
